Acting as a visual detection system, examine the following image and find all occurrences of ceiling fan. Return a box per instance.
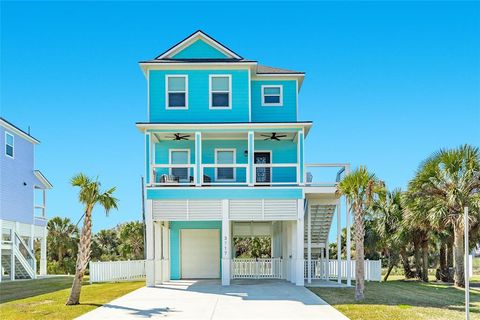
[165,133,190,141]
[261,132,287,141]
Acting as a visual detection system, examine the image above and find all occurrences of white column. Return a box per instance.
[346,197,352,286]
[247,131,254,186]
[295,199,305,286]
[154,221,162,284]
[162,221,170,281]
[307,203,312,284]
[320,247,324,279]
[145,200,155,286]
[10,228,15,280]
[30,224,34,251]
[337,200,342,284]
[289,221,295,283]
[39,229,47,276]
[221,200,231,285]
[195,132,202,186]
[325,241,329,281]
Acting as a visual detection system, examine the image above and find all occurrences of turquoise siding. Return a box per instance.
[147,188,303,200]
[171,39,229,59]
[169,221,222,280]
[251,80,297,122]
[149,70,249,123]
[153,139,298,184]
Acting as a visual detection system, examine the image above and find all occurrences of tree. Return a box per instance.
[47,217,78,263]
[409,144,480,287]
[337,166,384,300]
[66,174,118,305]
[95,229,119,258]
[118,221,144,260]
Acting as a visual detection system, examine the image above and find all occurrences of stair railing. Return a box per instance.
[12,230,37,276]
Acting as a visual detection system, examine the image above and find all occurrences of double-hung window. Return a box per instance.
[210,75,231,109]
[166,75,188,109]
[215,149,236,181]
[170,149,190,182]
[261,85,283,106]
[5,132,14,158]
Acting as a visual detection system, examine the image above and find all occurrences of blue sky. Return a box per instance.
[1,1,479,239]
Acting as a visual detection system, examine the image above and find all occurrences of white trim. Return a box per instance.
[156,31,243,60]
[5,131,14,159]
[165,75,188,110]
[168,149,191,182]
[147,69,150,120]
[295,79,299,120]
[261,85,283,107]
[253,150,272,184]
[0,120,39,144]
[34,170,52,189]
[209,74,232,109]
[214,148,236,182]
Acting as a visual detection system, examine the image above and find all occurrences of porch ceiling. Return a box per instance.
[152,131,298,141]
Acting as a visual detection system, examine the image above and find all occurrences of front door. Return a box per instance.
[254,152,271,184]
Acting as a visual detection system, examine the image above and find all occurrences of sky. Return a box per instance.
[1,1,479,240]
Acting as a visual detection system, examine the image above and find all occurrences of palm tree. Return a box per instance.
[118,221,144,260]
[47,217,78,263]
[337,166,384,300]
[410,144,480,287]
[95,229,119,257]
[66,174,118,305]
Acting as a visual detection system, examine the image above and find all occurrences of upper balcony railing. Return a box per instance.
[148,162,349,188]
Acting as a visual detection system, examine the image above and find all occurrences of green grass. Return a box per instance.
[309,275,480,320]
[0,276,144,320]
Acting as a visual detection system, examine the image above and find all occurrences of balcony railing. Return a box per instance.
[148,163,349,187]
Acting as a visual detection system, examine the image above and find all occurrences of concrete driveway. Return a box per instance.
[77,279,349,319]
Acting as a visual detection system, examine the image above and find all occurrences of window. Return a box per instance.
[5,132,14,158]
[210,75,231,109]
[166,75,188,109]
[261,85,283,106]
[169,149,190,182]
[215,149,236,181]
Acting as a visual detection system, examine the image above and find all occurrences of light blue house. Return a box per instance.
[137,31,352,287]
[0,118,52,281]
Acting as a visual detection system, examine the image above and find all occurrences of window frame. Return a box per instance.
[261,85,283,107]
[165,75,189,110]
[215,148,236,182]
[168,148,191,182]
[5,132,14,159]
[209,74,232,110]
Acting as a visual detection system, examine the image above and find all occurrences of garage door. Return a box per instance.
[180,229,220,279]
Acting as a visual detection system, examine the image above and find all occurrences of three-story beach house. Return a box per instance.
[137,31,353,287]
[0,118,52,281]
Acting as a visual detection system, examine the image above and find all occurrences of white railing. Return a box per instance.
[201,163,249,185]
[89,260,146,283]
[253,163,299,185]
[232,258,283,279]
[304,259,382,282]
[150,164,196,186]
[304,163,350,187]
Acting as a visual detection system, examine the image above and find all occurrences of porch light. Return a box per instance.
[244,150,248,157]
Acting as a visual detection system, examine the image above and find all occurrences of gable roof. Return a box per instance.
[155,30,244,60]
[0,117,40,144]
[256,65,304,75]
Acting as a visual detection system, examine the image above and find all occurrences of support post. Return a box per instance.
[295,199,305,286]
[145,200,155,286]
[346,197,352,286]
[145,133,152,185]
[39,232,47,276]
[195,132,202,186]
[10,229,15,281]
[247,131,254,186]
[465,207,470,320]
[221,200,231,285]
[326,241,329,281]
[337,199,342,284]
[307,202,312,284]
[297,130,305,185]
[154,221,162,284]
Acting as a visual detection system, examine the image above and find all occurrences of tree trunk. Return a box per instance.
[383,263,394,282]
[447,236,454,268]
[421,238,429,282]
[413,239,422,280]
[453,223,465,288]
[354,208,365,301]
[66,207,93,305]
[400,247,415,279]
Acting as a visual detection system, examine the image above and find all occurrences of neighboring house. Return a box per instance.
[137,31,352,287]
[0,118,52,281]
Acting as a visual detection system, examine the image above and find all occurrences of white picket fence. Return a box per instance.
[89,260,146,283]
[304,259,382,282]
[232,258,283,279]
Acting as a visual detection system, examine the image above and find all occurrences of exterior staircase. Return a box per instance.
[1,229,36,281]
[304,201,336,258]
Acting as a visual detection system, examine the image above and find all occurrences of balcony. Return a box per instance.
[143,126,349,190]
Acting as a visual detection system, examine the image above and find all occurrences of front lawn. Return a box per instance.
[0,276,144,320]
[310,275,480,320]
